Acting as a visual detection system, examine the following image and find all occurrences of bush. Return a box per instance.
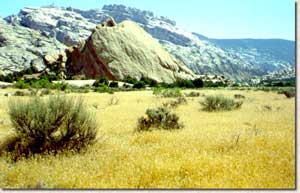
[153,87,163,95]
[278,88,295,98]
[192,78,204,88]
[282,90,295,98]
[133,81,146,89]
[31,79,53,89]
[149,79,158,87]
[94,85,114,94]
[14,80,30,89]
[123,76,138,85]
[153,88,182,98]
[93,77,109,87]
[51,82,70,91]
[3,74,14,83]
[14,91,27,96]
[184,91,201,97]
[234,94,246,99]
[140,77,158,87]
[140,77,153,85]
[137,107,183,131]
[162,97,187,109]
[71,87,90,93]
[174,79,195,88]
[200,95,243,112]
[6,96,97,160]
[204,81,228,87]
[109,81,119,88]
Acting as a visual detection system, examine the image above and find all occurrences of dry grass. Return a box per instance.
[0,89,295,189]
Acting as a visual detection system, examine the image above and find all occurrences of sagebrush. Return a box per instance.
[200,95,243,112]
[5,95,97,160]
[137,107,183,131]
[163,97,187,109]
[153,88,182,98]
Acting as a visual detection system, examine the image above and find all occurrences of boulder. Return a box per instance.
[66,20,196,83]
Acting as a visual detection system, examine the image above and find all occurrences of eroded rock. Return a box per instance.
[66,20,196,83]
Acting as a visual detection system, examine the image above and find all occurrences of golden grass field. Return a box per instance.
[0,88,295,189]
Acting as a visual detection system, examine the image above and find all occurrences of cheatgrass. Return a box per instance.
[0,89,295,188]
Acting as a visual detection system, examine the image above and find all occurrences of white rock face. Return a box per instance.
[7,7,96,46]
[66,20,196,83]
[2,4,295,81]
[0,17,66,75]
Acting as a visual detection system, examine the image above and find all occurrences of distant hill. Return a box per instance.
[211,38,295,72]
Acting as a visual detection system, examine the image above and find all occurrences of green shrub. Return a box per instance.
[149,80,158,87]
[137,107,183,131]
[31,79,53,89]
[3,74,14,83]
[200,95,243,112]
[6,96,97,160]
[192,78,204,88]
[123,76,138,84]
[93,77,109,87]
[204,81,228,87]
[14,91,27,96]
[153,87,163,95]
[282,90,295,98]
[94,85,113,94]
[184,91,201,97]
[14,80,30,89]
[138,76,158,87]
[174,79,195,88]
[109,81,119,88]
[234,94,246,99]
[29,89,38,96]
[73,87,90,93]
[153,88,182,98]
[162,88,182,98]
[133,81,146,89]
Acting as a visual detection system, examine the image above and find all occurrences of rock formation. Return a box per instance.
[66,20,196,83]
[0,17,66,75]
[0,5,295,81]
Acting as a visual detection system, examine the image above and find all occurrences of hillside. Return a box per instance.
[1,4,295,81]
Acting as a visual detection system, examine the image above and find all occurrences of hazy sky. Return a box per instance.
[0,0,295,40]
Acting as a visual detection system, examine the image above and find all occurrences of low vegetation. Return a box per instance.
[0,73,295,188]
[14,78,69,91]
[162,97,187,109]
[137,107,183,131]
[153,88,182,98]
[234,94,246,99]
[278,88,296,98]
[0,89,295,188]
[200,95,243,112]
[184,91,202,97]
[3,96,97,161]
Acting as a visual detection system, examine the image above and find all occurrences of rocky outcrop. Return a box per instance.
[6,7,97,46]
[5,5,256,81]
[66,20,196,83]
[1,5,295,81]
[0,17,66,75]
